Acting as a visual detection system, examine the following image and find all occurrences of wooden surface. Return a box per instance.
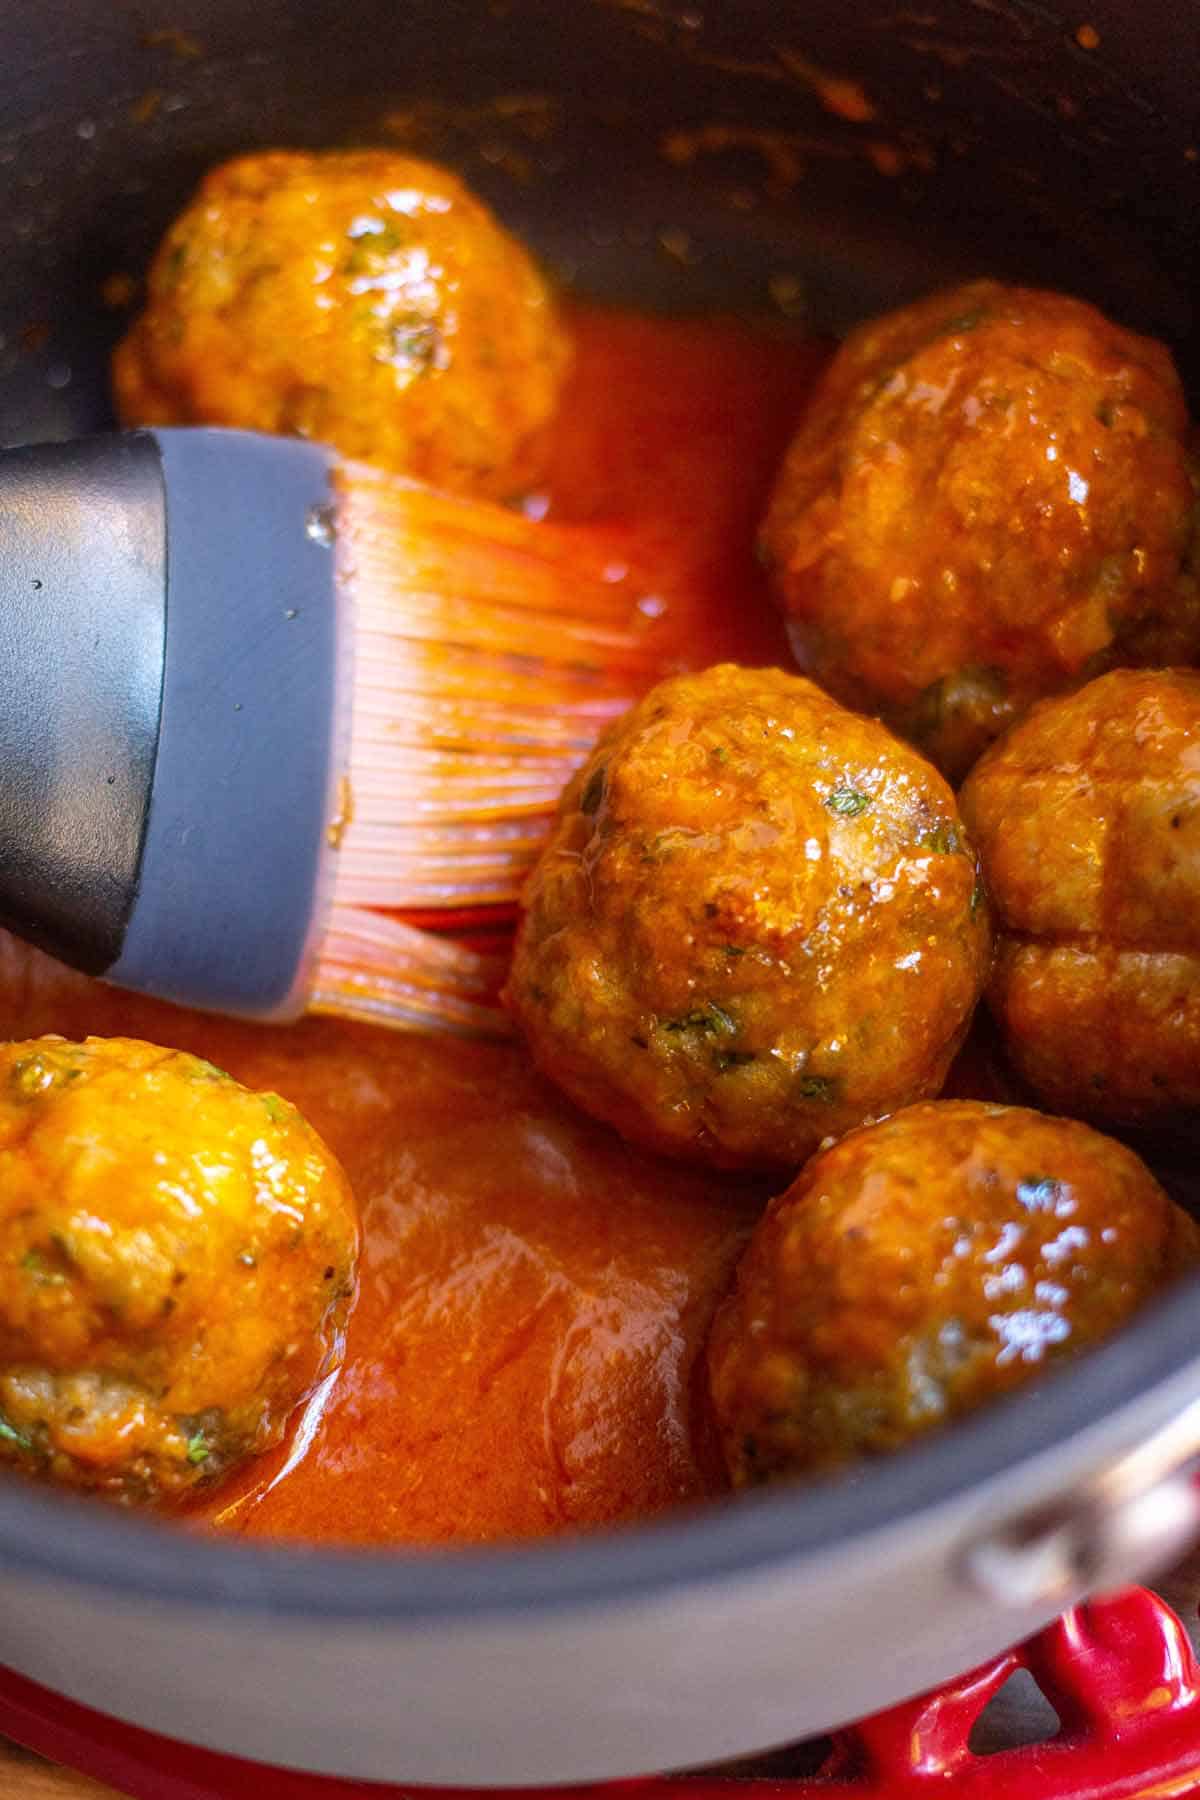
[0,1747,117,1798]
[3,1550,1198,1800]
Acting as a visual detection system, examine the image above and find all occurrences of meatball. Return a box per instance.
[961,668,1200,1127]
[708,1100,1198,1484]
[505,664,991,1171]
[0,1036,358,1504]
[113,150,569,499]
[760,281,1200,778]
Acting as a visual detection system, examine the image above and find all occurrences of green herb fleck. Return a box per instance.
[826,786,872,818]
[347,217,403,245]
[943,309,983,334]
[386,314,441,371]
[1016,1176,1064,1213]
[262,1093,289,1124]
[190,1058,232,1083]
[970,879,986,918]
[710,745,729,765]
[0,1416,34,1453]
[723,944,746,958]
[579,763,607,816]
[21,1248,66,1286]
[163,242,187,284]
[715,1049,757,1072]
[663,1002,737,1037]
[797,1073,840,1103]
[344,220,403,273]
[640,828,698,864]
[919,824,963,856]
[10,1053,62,1099]
[185,1432,210,1466]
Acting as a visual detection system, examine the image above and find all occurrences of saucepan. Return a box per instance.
[0,0,1197,1786]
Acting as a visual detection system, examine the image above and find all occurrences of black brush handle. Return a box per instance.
[0,429,344,1019]
[0,432,164,974]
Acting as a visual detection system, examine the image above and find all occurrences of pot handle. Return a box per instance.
[963,1395,1200,1610]
[816,1586,1200,1796]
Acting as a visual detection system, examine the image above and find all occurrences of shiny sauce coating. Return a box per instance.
[0,304,827,1544]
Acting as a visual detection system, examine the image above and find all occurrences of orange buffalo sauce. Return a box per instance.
[0,303,828,1545]
[199,1031,766,1543]
[539,303,824,669]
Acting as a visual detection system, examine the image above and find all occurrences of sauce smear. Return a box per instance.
[0,303,827,1545]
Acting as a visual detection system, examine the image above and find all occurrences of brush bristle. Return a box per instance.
[306,463,680,1036]
[328,461,678,910]
[310,903,509,1036]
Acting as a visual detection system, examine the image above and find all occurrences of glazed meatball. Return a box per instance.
[760,281,1200,778]
[961,668,1200,1127]
[113,150,569,499]
[505,664,991,1170]
[708,1100,1198,1484]
[0,1036,358,1504]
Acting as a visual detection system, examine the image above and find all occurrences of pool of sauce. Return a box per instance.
[0,303,832,1545]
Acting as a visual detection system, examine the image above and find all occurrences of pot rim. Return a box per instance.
[1,1269,1198,1621]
